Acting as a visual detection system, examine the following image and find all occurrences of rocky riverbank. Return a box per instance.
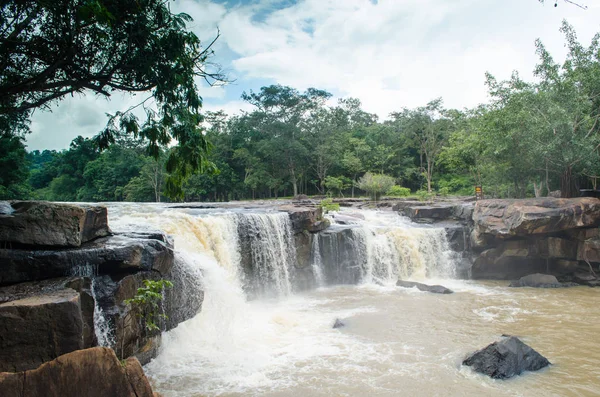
[0,200,328,395]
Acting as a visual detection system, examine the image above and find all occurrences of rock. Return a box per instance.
[280,206,325,234]
[470,228,492,251]
[471,249,548,280]
[396,280,453,294]
[509,273,577,288]
[404,204,455,223]
[473,198,600,237]
[443,223,469,252]
[0,288,84,372]
[0,277,96,349]
[577,237,600,263]
[306,218,330,233]
[463,336,550,379]
[452,203,474,222]
[0,201,110,247]
[333,318,345,328]
[316,227,364,285]
[541,237,577,259]
[330,214,363,225]
[391,200,428,212]
[0,230,174,286]
[0,347,155,396]
[565,227,600,241]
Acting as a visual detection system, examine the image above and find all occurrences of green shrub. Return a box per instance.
[416,189,433,202]
[319,198,340,214]
[438,187,450,197]
[357,172,396,200]
[125,279,173,331]
[387,185,411,197]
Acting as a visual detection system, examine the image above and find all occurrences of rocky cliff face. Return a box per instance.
[398,197,600,284]
[0,201,201,376]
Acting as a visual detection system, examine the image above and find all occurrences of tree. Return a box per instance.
[356,172,395,201]
[391,99,453,193]
[241,85,331,197]
[0,0,225,199]
[0,134,30,199]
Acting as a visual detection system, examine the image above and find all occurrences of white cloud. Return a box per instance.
[215,0,600,117]
[25,0,600,150]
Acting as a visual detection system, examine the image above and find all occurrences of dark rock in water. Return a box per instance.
[0,201,110,247]
[333,318,345,328]
[463,336,550,379]
[396,280,454,294]
[0,347,156,396]
[509,273,577,288]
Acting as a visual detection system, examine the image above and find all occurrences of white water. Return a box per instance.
[104,205,466,396]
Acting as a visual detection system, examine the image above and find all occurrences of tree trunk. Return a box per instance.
[545,159,550,196]
[560,166,578,198]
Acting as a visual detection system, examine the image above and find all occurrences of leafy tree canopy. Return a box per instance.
[0,0,225,199]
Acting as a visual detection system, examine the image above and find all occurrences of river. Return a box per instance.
[107,203,600,397]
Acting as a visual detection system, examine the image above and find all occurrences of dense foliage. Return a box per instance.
[2,21,600,201]
[0,0,224,199]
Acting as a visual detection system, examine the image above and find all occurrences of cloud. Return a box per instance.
[25,0,600,150]
[216,0,600,116]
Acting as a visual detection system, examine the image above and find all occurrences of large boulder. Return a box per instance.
[396,280,454,294]
[463,336,550,379]
[0,347,155,397]
[0,231,174,286]
[280,206,325,234]
[404,204,455,223]
[0,288,84,372]
[509,273,577,288]
[0,277,96,350]
[0,201,109,247]
[473,198,600,237]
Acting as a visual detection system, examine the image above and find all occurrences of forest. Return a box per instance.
[2,21,600,203]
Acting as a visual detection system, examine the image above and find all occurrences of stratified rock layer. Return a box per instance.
[0,231,174,286]
[473,198,600,237]
[0,201,109,247]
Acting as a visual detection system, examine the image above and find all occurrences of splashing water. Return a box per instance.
[103,204,464,396]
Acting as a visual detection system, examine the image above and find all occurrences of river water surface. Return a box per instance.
[107,203,600,397]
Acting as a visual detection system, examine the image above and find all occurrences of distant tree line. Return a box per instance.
[2,21,600,202]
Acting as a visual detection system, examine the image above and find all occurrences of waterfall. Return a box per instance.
[108,209,297,300]
[318,211,458,286]
[235,213,295,297]
[91,277,115,348]
[310,233,325,287]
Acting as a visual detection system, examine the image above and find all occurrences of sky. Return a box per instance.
[26,0,600,151]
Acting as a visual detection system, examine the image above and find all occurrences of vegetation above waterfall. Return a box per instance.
[2,21,600,201]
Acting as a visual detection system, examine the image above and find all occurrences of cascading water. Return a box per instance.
[235,213,296,297]
[310,233,325,287]
[104,205,463,396]
[101,204,598,397]
[313,211,457,286]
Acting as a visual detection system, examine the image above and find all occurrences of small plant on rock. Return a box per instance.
[319,198,340,214]
[124,279,173,331]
